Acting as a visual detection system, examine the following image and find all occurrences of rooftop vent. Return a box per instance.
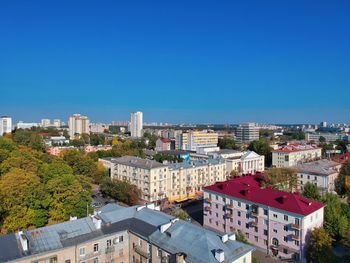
[215,249,225,263]
[136,205,146,211]
[92,215,102,230]
[18,231,29,252]
[221,234,229,243]
[229,233,236,241]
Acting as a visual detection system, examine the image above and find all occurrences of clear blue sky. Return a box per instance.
[0,0,349,124]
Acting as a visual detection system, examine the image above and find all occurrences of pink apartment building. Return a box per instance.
[203,174,324,262]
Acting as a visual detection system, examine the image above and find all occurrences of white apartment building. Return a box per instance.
[0,116,12,136]
[272,144,322,168]
[101,156,226,202]
[53,119,61,128]
[16,121,39,129]
[295,159,341,194]
[68,114,90,138]
[90,123,109,133]
[225,151,265,175]
[130,111,143,138]
[178,130,219,151]
[236,123,259,144]
[40,118,51,127]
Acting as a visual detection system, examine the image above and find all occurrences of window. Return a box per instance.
[238,220,241,226]
[245,233,249,239]
[284,225,288,231]
[273,214,277,218]
[283,248,288,254]
[273,229,277,233]
[295,240,300,246]
[157,248,161,257]
[264,230,268,236]
[93,243,99,252]
[254,236,258,242]
[65,261,71,263]
[216,213,219,218]
[215,204,218,209]
[307,175,310,179]
[79,247,86,257]
[138,239,142,246]
[246,204,249,210]
[264,239,268,245]
[93,258,98,263]
[284,236,288,242]
[238,211,241,217]
[238,201,241,207]
[246,223,249,229]
[300,174,303,178]
[246,214,249,219]
[272,238,279,246]
[263,219,268,225]
[284,215,288,221]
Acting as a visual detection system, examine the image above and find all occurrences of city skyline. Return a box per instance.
[1,1,349,123]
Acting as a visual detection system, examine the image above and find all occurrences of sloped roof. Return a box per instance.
[240,150,262,160]
[204,175,324,216]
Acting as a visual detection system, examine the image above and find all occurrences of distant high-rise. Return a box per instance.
[53,119,61,128]
[320,121,327,128]
[68,114,90,138]
[130,111,143,138]
[41,119,51,127]
[0,116,12,136]
[236,123,259,144]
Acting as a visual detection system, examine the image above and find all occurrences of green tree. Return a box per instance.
[302,182,321,201]
[248,139,272,166]
[319,136,326,143]
[171,209,190,220]
[264,167,298,192]
[306,228,335,263]
[218,136,238,150]
[322,193,349,239]
[335,161,350,196]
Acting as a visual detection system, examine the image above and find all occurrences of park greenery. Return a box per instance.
[247,139,272,167]
[218,136,238,150]
[263,167,298,192]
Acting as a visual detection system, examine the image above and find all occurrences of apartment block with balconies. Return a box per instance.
[203,175,324,262]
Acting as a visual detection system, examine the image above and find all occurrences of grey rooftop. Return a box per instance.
[0,203,253,263]
[295,159,340,176]
[105,155,167,169]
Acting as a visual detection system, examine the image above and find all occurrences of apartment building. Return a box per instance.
[203,175,324,262]
[0,116,12,136]
[101,157,226,202]
[0,204,254,263]
[295,159,341,194]
[68,114,90,139]
[155,138,175,151]
[130,111,143,138]
[178,130,219,151]
[236,123,259,144]
[272,144,322,168]
[167,159,226,202]
[225,151,265,176]
[305,132,348,142]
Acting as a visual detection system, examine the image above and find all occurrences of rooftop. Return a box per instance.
[204,175,324,216]
[295,159,341,176]
[272,144,321,153]
[169,159,225,170]
[106,156,167,169]
[0,203,253,263]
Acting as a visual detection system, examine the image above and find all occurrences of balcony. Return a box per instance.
[250,220,258,227]
[291,223,300,230]
[204,206,212,212]
[291,234,300,241]
[226,212,233,218]
[105,246,115,254]
[204,198,212,203]
[79,251,102,261]
[133,245,150,259]
[226,204,234,210]
[251,211,259,217]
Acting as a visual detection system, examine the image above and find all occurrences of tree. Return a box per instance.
[218,136,238,150]
[302,182,321,201]
[248,139,272,166]
[306,228,335,263]
[264,167,298,192]
[335,161,350,196]
[319,136,326,143]
[171,209,190,220]
[90,134,105,146]
[143,132,158,149]
[322,193,349,239]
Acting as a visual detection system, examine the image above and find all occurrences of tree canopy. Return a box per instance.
[306,228,335,263]
[302,182,321,201]
[247,139,272,166]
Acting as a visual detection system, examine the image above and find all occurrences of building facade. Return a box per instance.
[0,116,12,136]
[295,159,341,195]
[203,175,324,262]
[102,156,226,202]
[236,123,259,144]
[272,144,322,168]
[225,151,265,176]
[130,111,143,138]
[178,130,219,151]
[68,114,90,139]
[0,204,254,263]
[155,138,176,151]
[305,132,347,142]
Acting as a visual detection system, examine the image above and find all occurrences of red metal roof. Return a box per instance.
[204,174,324,216]
[333,153,350,164]
[272,144,321,153]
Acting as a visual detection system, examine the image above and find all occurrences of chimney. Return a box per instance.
[215,249,225,262]
[18,231,29,252]
[221,234,229,243]
[229,233,236,241]
[136,205,146,211]
[92,216,102,229]
[146,203,155,210]
[160,222,172,233]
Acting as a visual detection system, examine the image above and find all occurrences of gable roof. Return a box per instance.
[204,175,324,216]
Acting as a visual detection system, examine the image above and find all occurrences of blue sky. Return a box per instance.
[0,0,349,124]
